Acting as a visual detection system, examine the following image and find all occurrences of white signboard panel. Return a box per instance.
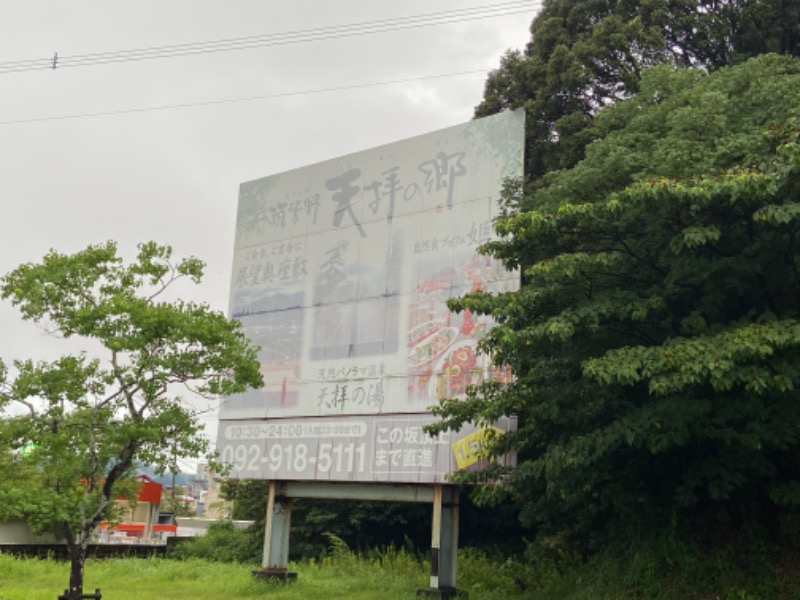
[218,110,524,482]
[218,415,516,483]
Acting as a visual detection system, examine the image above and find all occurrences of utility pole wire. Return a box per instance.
[0,1,537,74]
[0,68,491,126]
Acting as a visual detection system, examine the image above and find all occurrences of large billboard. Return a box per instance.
[218,110,524,483]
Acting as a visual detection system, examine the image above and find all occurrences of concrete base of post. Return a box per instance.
[415,586,467,598]
[251,568,298,582]
[58,589,102,600]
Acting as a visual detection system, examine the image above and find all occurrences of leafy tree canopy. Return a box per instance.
[0,241,262,599]
[431,54,800,546]
[477,0,800,183]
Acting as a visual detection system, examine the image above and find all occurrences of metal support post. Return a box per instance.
[417,484,464,598]
[252,481,296,581]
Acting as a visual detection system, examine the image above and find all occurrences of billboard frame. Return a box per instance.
[222,110,526,595]
[252,481,460,594]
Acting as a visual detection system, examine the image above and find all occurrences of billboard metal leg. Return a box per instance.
[252,481,297,581]
[417,485,465,598]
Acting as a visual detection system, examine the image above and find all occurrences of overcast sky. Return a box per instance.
[0,1,538,457]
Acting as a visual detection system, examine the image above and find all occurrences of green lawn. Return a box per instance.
[0,550,523,600]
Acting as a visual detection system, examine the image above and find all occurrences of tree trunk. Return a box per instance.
[66,541,86,600]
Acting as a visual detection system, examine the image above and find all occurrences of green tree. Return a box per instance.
[431,54,800,547]
[0,241,262,600]
[477,0,800,186]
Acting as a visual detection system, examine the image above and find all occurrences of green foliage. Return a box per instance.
[0,553,400,600]
[456,548,523,599]
[307,535,431,597]
[1,533,798,600]
[504,522,800,599]
[290,500,429,559]
[431,55,800,549]
[476,0,800,185]
[219,478,269,522]
[0,241,262,598]
[218,478,431,560]
[157,536,433,599]
[170,520,261,564]
[162,489,197,517]
[218,478,523,559]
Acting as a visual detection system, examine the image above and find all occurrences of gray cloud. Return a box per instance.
[0,0,536,443]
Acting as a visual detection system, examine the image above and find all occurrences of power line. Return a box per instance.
[0,1,537,74]
[0,69,491,126]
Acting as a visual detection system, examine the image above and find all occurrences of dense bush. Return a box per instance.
[170,519,261,564]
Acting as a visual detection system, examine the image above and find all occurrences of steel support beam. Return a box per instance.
[252,481,296,581]
[284,481,434,503]
[417,484,464,598]
[252,480,463,596]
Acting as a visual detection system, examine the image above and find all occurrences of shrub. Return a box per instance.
[170,520,260,564]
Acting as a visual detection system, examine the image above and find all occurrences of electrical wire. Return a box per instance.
[0,1,537,74]
[0,68,491,126]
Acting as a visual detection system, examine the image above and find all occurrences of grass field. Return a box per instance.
[0,548,524,600]
[4,539,797,599]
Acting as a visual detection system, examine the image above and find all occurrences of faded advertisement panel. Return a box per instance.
[218,415,516,483]
[219,110,524,482]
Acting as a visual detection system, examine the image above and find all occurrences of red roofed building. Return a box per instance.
[99,474,176,542]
